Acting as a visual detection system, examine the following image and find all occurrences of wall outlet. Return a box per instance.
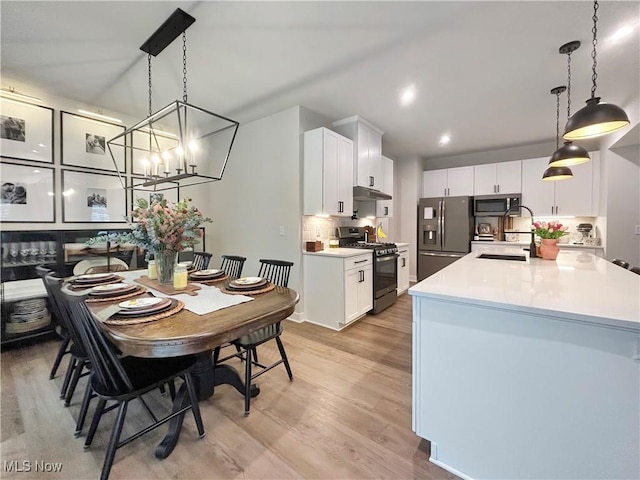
[635,225,640,235]
[279,226,285,236]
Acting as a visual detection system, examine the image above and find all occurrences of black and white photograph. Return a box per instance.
[130,178,178,216]
[150,192,164,203]
[1,116,26,142]
[86,188,107,207]
[0,162,54,222]
[62,170,126,223]
[61,111,125,172]
[0,182,27,204]
[85,133,106,155]
[0,99,53,163]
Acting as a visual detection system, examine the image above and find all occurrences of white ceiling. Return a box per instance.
[2,1,639,160]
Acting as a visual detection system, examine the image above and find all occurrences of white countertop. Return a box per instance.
[472,240,603,249]
[302,248,372,258]
[409,246,639,331]
[395,243,410,249]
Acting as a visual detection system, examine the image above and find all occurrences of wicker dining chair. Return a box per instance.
[216,259,294,416]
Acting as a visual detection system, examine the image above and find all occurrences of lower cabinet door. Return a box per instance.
[357,264,373,314]
[344,268,362,323]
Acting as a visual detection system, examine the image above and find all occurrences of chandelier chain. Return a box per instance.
[567,52,572,118]
[590,0,599,98]
[555,90,561,150]
[183,31,188,103]
[147,53,153,117]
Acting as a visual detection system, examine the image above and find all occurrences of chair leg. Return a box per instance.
[49,335,71,380]
[168,380,176,401]
[65,358,87,407]
[235,344,243,361]
[252,347,259,364]
[275,337,293,381]
[60,356,77,399]
[85,398,107,448]
[159,384,166,395]
[244,348,252,416]
[75,382,93,436]
[100,401,128,480]
[184,374,205,438]
[213,346,221,365]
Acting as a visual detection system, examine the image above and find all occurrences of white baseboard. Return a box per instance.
[409,274,417,283]
[287,312,304,323]
[428,443,473,480]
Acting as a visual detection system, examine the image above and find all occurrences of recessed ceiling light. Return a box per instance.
[399,84,416,107]
[439,134,451,146]
[33,169,40,173]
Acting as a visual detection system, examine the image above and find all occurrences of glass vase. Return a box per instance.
[155,250,177,284]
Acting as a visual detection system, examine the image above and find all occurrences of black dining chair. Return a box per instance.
[219,255,246,279]
[612,259,630,269]
[61,286,205,480]
[192,252,213,271]
[216,259,294,416]
[36,265,71,381]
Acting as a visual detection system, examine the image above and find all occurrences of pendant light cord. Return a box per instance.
[590,0,599,99]
[183,31,188,103]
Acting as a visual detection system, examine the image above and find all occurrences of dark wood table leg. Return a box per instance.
[154,350,259,458]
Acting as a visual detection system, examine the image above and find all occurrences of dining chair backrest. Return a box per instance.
[43,273,85,351]
[192,252,213,271]
[220,255,246,279]
[258,259,293,287]
[629,266,640,275]
[61,286,134,396]
[73,257,129,276]
[612,259,630,269]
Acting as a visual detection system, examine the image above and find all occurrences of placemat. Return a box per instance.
[193,274,229,285]
[68,275,125,290]
[102,300,185,326]
[85,286,147,304]
[221,282,275,295]
[135,276,201,296]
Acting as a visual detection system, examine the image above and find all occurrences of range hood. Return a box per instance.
[352,186,391,201]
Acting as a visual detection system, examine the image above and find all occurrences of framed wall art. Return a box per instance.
[61,111,126,172]
[130,178,179,211]
[0,162,55,222]
[62,170,127,223]
[0,98,54,163]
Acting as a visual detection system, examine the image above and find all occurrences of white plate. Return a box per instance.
[77,273,113,280]
[118,298,164,309]
[178,261,193,267]
[192,269,221,276]
[234,276,263,285]
[90,283,129,292]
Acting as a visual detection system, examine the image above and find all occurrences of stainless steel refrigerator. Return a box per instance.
[417,196,473,281]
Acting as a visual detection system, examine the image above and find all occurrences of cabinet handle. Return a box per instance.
[402,258,406,267]
[338,201,343,213]
[497,184,500,193]
[493,185,496,193]
[369,176,374,187]
[384,206,388,216]
[354,259,367,264]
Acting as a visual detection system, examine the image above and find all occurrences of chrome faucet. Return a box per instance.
[502,204,538,258]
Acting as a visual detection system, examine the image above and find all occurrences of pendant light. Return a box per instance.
[548,41,591,167]
[563,0,629,140]
[107,8,239,192]
[543,86,573,181]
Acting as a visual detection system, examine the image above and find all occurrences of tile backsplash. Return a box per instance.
[302,216,372,246]
[476,216,600,244]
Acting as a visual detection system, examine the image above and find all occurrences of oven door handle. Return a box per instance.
[376,254,400,262]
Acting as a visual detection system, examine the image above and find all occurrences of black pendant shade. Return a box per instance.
[549,142,590,168]
[542,166,573,181]
[563,97,630,140]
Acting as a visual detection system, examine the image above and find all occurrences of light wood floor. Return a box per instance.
[1,292,458,480]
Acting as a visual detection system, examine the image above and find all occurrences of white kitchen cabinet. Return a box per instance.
[303,252,373,330]
[521,152,599,217]
[376,156,393,217]
[332,116,384,190]
[397,246,410,294]
[422,166,474,198]
[474,160,522,195]
[303,127,354,217]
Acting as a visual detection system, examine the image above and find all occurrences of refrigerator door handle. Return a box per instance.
[441,199,446,247]
[437,200,443,248]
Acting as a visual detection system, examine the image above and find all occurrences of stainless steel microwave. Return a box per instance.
[474,194,521,216]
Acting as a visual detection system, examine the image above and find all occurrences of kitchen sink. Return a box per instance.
[477,253,527,262]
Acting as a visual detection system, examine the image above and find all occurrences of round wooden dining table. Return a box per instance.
[87,285,299,458]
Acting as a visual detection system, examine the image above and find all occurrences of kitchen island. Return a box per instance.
[409,247,639,480]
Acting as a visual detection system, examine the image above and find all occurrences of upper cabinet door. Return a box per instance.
[377,156,393,217]
[338,135,354,217]
[356,122,371,188]
[367,126,382,190]
[423,170,448,198]
[521,156,555,216]
[554,156,594,217]
[474,164,498,195]
[496,160,522,195]
[447,166,474,197]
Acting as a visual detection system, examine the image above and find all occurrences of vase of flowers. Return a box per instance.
[88,197,212,283]
[533,221,568,261]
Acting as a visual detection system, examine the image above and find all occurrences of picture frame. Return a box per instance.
[61,111,126,172]
[62,170,127,223]
[0,161,55,222]
[0,98,54,163]
[130,178,179,213]
[130,130,179,176]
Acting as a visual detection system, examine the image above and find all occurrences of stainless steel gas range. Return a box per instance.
[337,227,399,314]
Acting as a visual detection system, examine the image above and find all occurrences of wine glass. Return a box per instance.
[9,243,19,263]
[47,241,57,258]
[19,242,30,262]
